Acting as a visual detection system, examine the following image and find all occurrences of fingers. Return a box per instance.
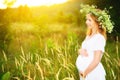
[79,71,83,77]
[78,49,88,56]
[79,71,86,78]
[80,73,83,77]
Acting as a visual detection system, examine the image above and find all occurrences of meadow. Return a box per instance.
[0,1,120,79]
[0,22,119,80]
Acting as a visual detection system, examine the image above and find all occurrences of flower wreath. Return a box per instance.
[80,4,114,33]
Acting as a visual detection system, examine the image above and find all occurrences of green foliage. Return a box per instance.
[0,1,119,80]
[0,1,81,25]
[0,24,11,51]
[80,4,114,33]
[0,22,119,80]
[0,72,10,80]
[3,0,16,8]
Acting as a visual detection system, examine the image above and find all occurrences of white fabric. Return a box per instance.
[76,33,106,80]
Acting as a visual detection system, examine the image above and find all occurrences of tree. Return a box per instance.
[3,0,16,8]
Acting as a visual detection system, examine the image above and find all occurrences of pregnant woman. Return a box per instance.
[76,4,114,80]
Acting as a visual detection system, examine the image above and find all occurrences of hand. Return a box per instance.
[78,49,88,57]
[80,71,87,78]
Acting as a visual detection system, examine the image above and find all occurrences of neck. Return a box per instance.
[91,26,98,35]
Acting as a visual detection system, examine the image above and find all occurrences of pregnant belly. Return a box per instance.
[76,55,93,72]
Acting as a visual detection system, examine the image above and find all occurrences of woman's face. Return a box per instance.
[85,14,96,29]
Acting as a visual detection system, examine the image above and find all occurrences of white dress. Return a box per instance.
[76,33,106,80]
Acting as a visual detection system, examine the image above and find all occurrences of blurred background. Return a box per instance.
[0,0,120,80]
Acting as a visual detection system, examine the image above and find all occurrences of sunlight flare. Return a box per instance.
[0,0,68,9]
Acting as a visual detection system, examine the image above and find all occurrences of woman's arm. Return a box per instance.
[81,50,103,77]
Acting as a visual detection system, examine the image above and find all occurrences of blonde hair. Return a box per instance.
[86,13,107,39]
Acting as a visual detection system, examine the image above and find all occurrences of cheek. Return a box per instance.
[86,20,92,27]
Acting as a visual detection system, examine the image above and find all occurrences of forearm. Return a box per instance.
[83,51,102,77]
[84,59,100,76]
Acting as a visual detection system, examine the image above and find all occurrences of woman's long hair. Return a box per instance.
[86,13,107,39]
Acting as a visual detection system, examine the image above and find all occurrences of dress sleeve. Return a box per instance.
[92,35,106,52]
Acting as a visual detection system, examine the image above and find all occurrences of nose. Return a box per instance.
[85,20,88,25]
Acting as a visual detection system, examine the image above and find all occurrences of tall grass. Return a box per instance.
[102,38,120,80]
[1,33,79,80]
[0,22,119,80]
